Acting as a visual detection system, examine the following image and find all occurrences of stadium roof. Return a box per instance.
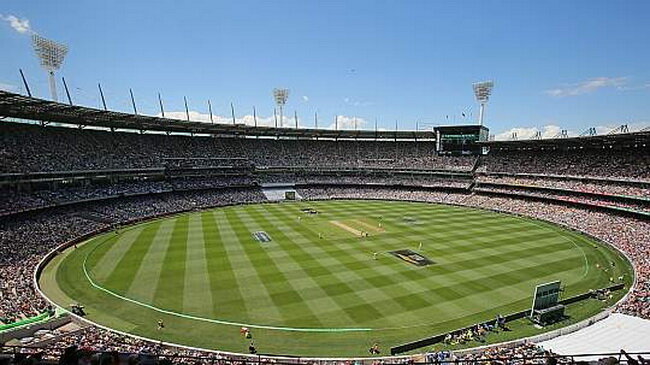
[0,91,449,140]
[479,131,650,149]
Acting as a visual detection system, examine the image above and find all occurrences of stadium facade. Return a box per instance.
[1,91,649,362]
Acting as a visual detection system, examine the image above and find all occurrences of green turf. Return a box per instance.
[40,200,634,356]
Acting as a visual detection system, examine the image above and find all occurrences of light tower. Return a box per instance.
[32,34,68,101]
[472,80,494,126]
[273,88,289,127]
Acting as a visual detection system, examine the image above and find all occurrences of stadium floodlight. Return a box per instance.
[472,80,494,126]
[273,88,289,127]
[32,34,68,102]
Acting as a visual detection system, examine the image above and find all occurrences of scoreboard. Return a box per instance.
[436,125,489,155]
[530,281,565,325]
[531,281,562,312]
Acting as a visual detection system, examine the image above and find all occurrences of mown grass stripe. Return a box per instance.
[231,207,325,327]
[261,201,585,326]
[244,205,363,326]
[103,222,161,293]
[81,255,371,332]
[257,203,428,326]
[201,210,248,319]
[215,209,284,324]
[153,215,189,310]
[126,219,177,303]
[247,205,385,323]
[91,227,144,282]
[182,214,214,316]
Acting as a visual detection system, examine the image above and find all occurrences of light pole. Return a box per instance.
[472,81,494,126]
[273,88,289,127]
[32,34,68,101]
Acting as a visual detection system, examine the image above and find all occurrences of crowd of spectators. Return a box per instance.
[0,181,173,216]
[297,186,466,203]
[0,174,469,217]
[291,174,470,188]
[3,183,645,328]
[7,324,567,365]
[0,256,49,325]
[3,325,580,365]
[0,209,101,324]
[1,122,474,173]
[0,188,266,327]
[257,174,471,188]
[36,325,249,364]
[1,121,649,362]
[478,148,650,180]
[476,175,650,198]
[473,185,650,214]
[452,341,568,365]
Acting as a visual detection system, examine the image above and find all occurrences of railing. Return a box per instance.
[475,171,650,186]
[0,312,52,332]
[473,188,650,220]
[1,345,648,365]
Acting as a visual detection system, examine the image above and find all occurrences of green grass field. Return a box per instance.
[40,200,633,357]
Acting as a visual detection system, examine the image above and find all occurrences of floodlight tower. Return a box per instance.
[273,88,289,127]
[472,80,494,126]
[32,34,69,101]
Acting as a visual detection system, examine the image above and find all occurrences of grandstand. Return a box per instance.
[0,87,649,362]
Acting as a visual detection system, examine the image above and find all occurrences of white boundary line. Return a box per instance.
[80,234,371,333]
[32,197,638,360]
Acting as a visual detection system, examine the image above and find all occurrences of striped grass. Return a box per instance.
[42,200,634,356]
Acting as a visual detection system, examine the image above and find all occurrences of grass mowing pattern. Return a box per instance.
[41,200,633,356]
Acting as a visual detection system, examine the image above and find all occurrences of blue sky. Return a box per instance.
[1,0,649,138]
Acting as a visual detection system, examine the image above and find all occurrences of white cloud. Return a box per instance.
[494,124,563,140]
[545,77,627,97]
[327,115,367,130]
[301,95,309,102]
[159,111,372,131]
[161,111,268,126]
[0,82,18,92]
[593,122,650,134]
[343,97,373,107]
[593,125,616,135]
[0,14,32,34]
[617,82,650,91]
[494,122,650,141]
[158,111,310,128]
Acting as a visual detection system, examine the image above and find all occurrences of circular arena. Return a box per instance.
[39,200,632,356]
[0,102,648,362]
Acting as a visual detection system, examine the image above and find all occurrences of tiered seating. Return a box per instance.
[1,121,649,361]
